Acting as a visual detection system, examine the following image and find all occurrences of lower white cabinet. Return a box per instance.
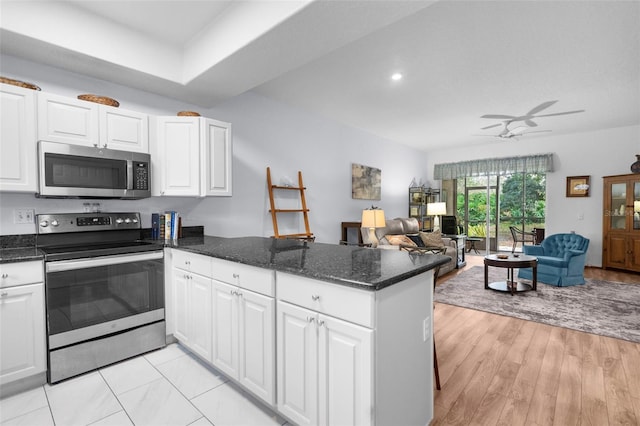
[0,261,46,388]
[168,250,434,425]
[169,250,275,406]
[276,300,373,426]
[171,253,213,362]
[212,280,275,405]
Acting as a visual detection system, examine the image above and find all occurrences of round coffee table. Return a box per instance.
[484,254,537,295]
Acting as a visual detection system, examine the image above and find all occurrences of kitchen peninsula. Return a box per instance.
[166,235,447,426]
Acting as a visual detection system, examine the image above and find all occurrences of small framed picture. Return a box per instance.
[566,175,590,197]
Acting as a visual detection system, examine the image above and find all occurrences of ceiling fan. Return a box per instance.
[480,100,585,130]
[474,123,552,140]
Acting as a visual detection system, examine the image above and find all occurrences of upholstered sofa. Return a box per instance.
[360,217,457,277]
[517,233,590,286]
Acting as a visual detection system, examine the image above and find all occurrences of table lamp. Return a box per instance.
[427,202,447,231]
[361,208,386,248]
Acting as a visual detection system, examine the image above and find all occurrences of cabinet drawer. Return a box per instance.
[0,261,44,288]
[276,272,373,328]
[171,250,212,277]
[211,258,274,297]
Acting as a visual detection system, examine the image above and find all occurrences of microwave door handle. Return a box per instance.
[127,160,134,190]
[47,251,163,272]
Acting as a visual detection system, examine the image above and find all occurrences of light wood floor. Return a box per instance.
[433,255,640,425]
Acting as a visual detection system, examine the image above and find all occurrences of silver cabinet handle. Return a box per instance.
[233,273,239,279]
[306,316,315,323]
[1,292,8,297]
[311,295,320,301]
[1,273,8,279]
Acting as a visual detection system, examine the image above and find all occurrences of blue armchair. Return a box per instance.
[518,233,590,286]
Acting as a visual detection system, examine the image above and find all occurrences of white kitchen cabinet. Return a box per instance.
[0,83,37,192]
[170,250,213,362]
[0,261,46,391]
[212,280,275,405]
[210,258,275,405]
[37,92,148,152]
[276,300,373,426]
[151,116,232,197]
[100,107,149,152]
[277,271,434,426]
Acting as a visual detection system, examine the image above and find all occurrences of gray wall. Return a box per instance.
[0,55,429,243]
[2,55,639,267]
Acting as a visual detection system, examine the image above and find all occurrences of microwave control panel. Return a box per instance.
[133,162,149,190]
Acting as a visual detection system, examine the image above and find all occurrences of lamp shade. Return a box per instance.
[361,209,386,228]
[427,202,447,216]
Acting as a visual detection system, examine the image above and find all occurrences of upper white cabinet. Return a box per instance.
[37,92,149,153]
[152,116,232,197]
[0,83,37,192]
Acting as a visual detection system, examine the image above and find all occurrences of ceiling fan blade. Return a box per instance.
[481,123,503,130]
[534,109,585,118]
[523,130,552,134]
[526,100,558,116]
[524,120,538,127]
[480,114,516,119]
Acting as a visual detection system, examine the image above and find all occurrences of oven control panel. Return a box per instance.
[36,212,141,234]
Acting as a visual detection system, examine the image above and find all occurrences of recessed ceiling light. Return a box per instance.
[391,73,403,81]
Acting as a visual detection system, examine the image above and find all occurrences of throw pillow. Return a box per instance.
[385,234,417,247]
[407,234,425,247]
[419,230,445,247]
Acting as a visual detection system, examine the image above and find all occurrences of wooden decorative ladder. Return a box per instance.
[266,167,314,241]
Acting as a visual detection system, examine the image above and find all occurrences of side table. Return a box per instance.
[484,254,537,295]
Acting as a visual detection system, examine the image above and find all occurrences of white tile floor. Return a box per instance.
[0,344,287,426]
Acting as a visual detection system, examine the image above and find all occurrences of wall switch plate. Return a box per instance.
[14,209,35,224]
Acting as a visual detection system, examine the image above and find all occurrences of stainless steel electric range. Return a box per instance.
[36,212,165,383]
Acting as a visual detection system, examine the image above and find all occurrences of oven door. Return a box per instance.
[45,251,164,349]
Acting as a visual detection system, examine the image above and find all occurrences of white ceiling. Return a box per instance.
[1,0,639,152]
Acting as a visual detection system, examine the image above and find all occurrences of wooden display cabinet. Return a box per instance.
[602,173,640,272]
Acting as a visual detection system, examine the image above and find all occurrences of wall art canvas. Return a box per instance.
[352,163,381,200]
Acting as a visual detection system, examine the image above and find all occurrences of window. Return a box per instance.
[436,154,551,253]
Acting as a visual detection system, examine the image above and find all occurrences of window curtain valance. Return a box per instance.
[433,153,554,180]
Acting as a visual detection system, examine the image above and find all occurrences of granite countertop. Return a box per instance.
[0,233,449,290]
[0,247,44,264]
[167,236,449,291]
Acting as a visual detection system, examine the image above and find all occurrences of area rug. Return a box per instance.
[434,266,640,343]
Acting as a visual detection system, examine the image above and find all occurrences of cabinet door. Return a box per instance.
[202,118,232,196]
[238,289,275,405]
[606,235,628,269]
[277,301,318,426]
[172,268,190,344]
[100,106,148,152]
[189,273,213,362]
[37,92,99,146]
[211,280,239,377]
[153,117,201,196]
[318,315,373,426]
[0,283,46,385]
[0,84,37,192]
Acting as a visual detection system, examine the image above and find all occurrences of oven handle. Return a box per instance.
[46,251,163,272]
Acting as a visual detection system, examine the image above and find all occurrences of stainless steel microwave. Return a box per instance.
[37,141,151,199]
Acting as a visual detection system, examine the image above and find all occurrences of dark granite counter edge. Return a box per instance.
[170,242,450,291]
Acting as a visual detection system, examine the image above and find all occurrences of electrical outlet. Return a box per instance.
[14,209,35,224]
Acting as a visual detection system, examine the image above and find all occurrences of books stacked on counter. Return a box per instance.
[151,211,182,240]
